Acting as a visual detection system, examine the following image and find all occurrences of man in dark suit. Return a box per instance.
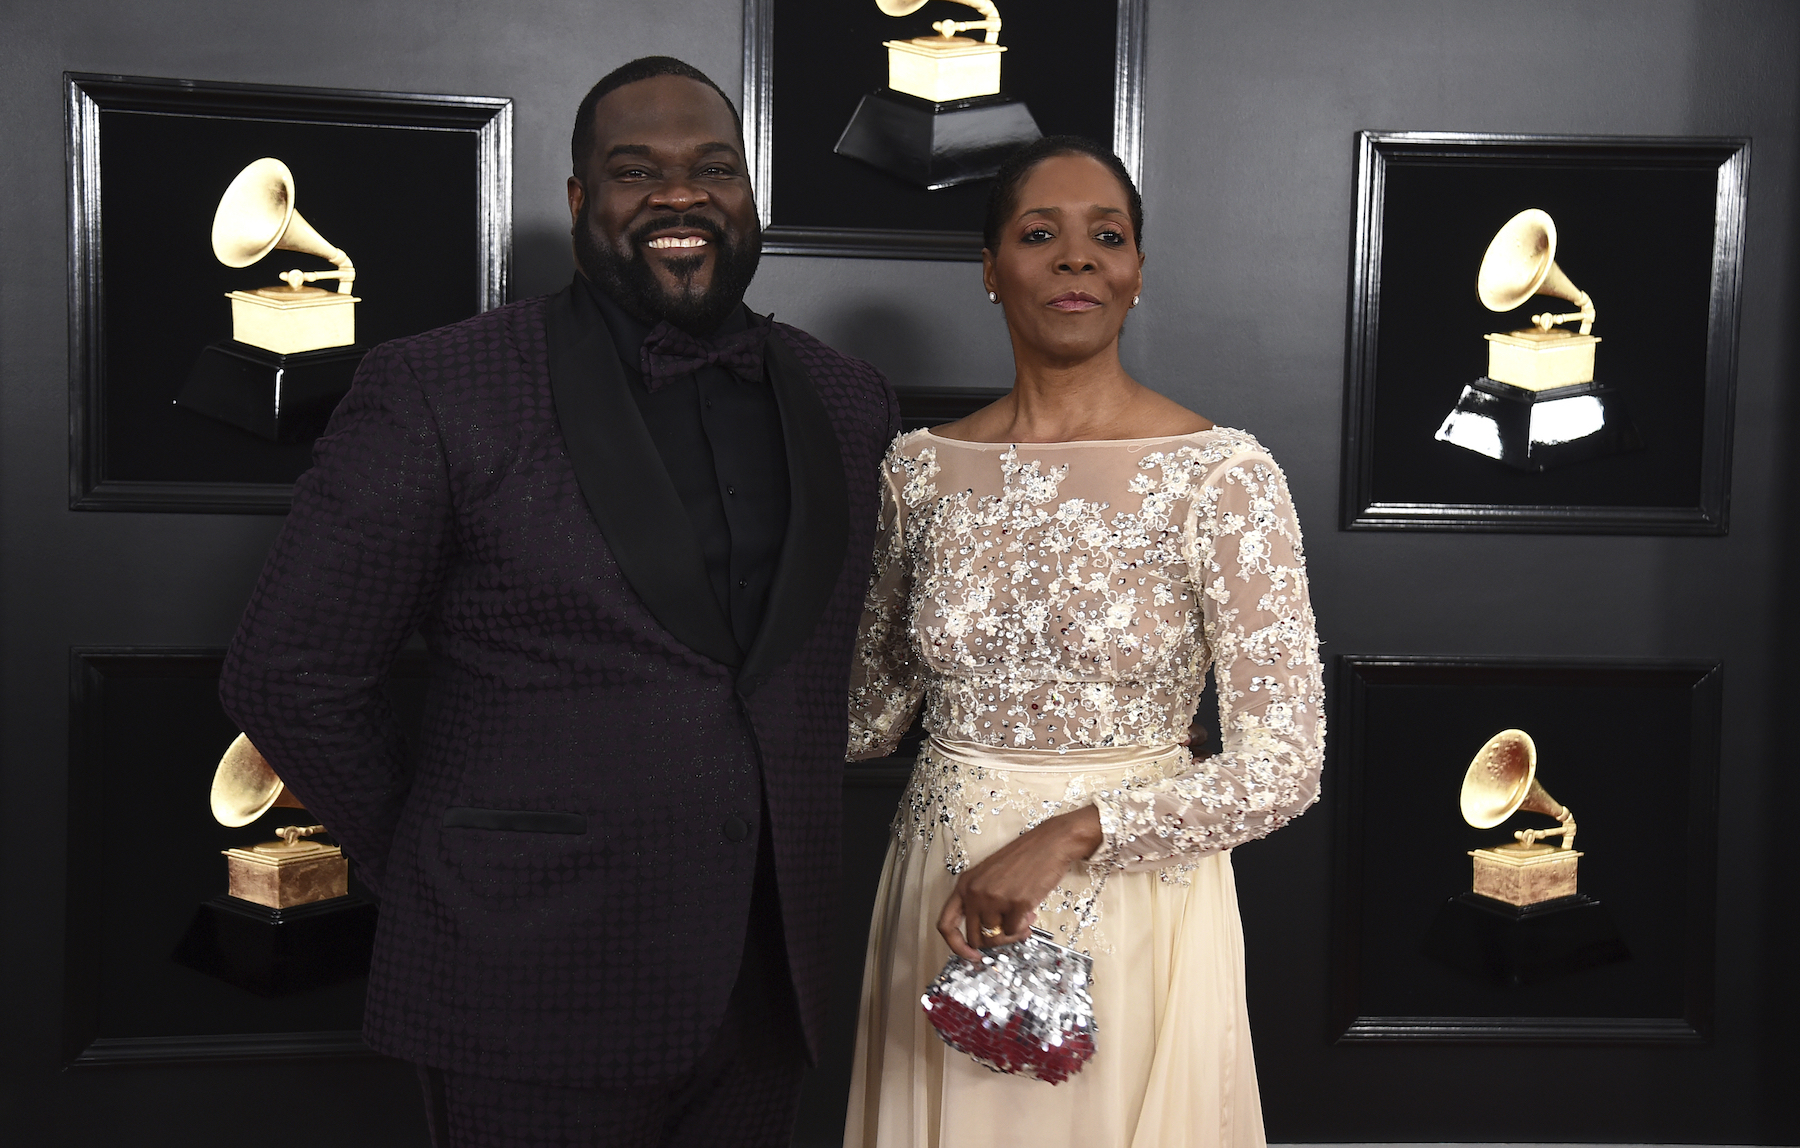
[220,56,899,1147]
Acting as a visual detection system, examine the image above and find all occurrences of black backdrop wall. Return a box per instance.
[3,2,1796,1145]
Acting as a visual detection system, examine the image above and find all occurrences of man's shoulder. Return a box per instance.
[369,294,552,372]
[769,322,886,390]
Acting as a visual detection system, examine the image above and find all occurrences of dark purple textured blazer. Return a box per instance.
[219,281,898,1087]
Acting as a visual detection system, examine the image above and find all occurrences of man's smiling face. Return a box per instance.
[567,74,762,334]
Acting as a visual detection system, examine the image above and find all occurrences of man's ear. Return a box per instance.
[567,176,586,228]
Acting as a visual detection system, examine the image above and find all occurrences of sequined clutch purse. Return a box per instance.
[919,926,1097,1084]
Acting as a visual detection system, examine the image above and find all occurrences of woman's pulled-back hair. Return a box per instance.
[981,135,1143,253]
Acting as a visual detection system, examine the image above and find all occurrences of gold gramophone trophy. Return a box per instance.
[1434,208,1640,471]
[1420,728,1628,987]
[835,0,1042,189]
[1459,729,1579,905]
[171,733,375,996]
[209,733,348,908]
[176,157,367,443]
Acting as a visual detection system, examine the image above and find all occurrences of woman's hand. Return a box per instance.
[936,805,1105,961]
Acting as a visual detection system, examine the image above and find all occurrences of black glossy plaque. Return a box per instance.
[1421,892,1630,988]
[173,894,378,997]
[835,90,1041,190]
[1434,377,1642,472]
[177,341,366,443]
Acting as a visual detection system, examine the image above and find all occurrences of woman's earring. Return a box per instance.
[1131,294,1140,307]
[988,290,999,304]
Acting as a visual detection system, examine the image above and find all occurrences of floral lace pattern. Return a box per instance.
[847,427,1324,868]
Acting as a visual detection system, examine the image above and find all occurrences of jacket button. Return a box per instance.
[722,816,749,842]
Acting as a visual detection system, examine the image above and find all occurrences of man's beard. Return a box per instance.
[575,212,762,335]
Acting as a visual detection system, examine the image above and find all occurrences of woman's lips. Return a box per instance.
[1047,292,1101,311]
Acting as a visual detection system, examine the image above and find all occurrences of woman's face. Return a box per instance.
[984,153,1144,364]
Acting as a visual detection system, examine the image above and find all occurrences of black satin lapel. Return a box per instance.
[545,284,741,667]
[738,330,851,694]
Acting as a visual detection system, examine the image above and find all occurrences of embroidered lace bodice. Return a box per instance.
[846,426,1325,866]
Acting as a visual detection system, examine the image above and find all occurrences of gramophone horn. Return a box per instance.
[210,157,355,292]
[209,733,304,828]
[1459,728,1569,828]
[1476,208,1593,333]
[876,0,931,13]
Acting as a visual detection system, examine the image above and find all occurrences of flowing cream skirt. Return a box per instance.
[843,738,1265,1148]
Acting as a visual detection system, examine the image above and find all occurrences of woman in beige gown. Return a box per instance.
[842,137,1325,1148]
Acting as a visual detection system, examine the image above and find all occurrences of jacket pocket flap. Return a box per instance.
[443,807,587,834]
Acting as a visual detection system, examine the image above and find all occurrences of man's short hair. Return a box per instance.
[571,57,743,175]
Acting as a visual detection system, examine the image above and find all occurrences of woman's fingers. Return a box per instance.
[937,889,983,962]
[936,807,1103,959]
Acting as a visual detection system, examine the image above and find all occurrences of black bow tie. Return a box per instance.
[639,314,773,391]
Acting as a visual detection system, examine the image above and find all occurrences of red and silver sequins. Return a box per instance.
[920,928,1097,1084]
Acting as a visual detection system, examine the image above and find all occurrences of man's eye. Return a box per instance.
[615,167,652,180]
[701,165,736,177]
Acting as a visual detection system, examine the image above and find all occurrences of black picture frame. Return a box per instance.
[1340,132,1748,534]
[742,0,1146,260]
[66,73,512,514]
[1327,655,1720,1044]
[62,648,432,1066]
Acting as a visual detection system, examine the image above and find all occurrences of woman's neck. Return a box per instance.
[1003,369,1142,442]
[933,336,1211,445]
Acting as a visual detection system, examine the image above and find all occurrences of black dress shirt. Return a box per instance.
[582,279,791,654]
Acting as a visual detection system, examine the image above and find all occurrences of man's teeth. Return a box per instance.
[647,236,708,249]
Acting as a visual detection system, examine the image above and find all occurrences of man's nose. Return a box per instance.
[647,177,709,212]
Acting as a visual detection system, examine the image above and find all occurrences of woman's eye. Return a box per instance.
[1022,227,1054,243]
[1096,230,1125,246]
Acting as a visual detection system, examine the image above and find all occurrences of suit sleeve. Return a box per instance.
[218,342,454,895]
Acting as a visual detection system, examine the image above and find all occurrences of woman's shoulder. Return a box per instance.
[882,426,937,463]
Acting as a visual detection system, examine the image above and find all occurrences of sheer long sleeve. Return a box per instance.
[1089,450,1325,868]
[847,457,925,759]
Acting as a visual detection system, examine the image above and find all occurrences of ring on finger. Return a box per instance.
[979,925,1004,938]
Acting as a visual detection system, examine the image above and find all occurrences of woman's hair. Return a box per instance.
[982,135,1144,253]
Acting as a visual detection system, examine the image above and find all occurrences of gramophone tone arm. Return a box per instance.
[931,0,1001,43]
[280,268,357,291]
[1513,806,1577,851]
[276,242,356,294]
[1530,291,1596,336]
[276,823,327,846]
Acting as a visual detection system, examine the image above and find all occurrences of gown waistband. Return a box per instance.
[925,735,1188,774]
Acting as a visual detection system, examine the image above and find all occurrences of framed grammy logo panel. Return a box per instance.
[65,73,511,513]
[1339,132,1749,534]
[1328,656,1721,1044]
[742,0,1146,260]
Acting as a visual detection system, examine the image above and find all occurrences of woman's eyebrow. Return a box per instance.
[1018,205,1127,219]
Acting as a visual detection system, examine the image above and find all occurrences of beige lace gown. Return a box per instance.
[843,427,1325,1148]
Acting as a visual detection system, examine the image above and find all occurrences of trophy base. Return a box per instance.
[1469,842,1580,906]
[176,340,365,443]
[171,893,377,997]
[835,89,1042,190]
[1421,892,1630,988]
[223,841,349,909]
[1434,376,1642,472]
